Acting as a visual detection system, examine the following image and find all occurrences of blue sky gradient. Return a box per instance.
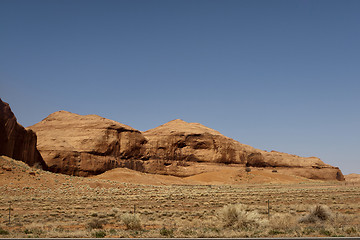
[1,0,359,174]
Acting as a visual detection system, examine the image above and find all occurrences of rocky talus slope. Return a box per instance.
[28,111,344,180]
[0,98,46,169]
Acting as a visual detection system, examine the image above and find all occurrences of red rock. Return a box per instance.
[0,98,46,169]
[29,112,344,181]
[142,119,344,181]
[28,111,147,176]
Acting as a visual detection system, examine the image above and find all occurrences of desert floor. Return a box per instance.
[0,155,359,238]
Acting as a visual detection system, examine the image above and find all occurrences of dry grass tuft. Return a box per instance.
[219,204,267,229]
[299,205,332,223]
[269,213,297,230]
[121,213,142,230]
[87,218,107,229]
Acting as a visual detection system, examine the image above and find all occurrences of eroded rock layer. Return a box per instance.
[29,111,146,176]
[141,119,344,180]
[28,112,344,181]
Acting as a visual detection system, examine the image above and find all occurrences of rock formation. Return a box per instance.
[29,112,344,181]
[141,119,344,180]
[0,98,46,169]
[28,111,147,176]
[345,173,360,183]
[140,119,260,176]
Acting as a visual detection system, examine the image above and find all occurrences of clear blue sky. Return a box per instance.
[1,0,359,175]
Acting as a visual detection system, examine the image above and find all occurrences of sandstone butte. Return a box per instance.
[28,110,345,181]
[0,98,46,169]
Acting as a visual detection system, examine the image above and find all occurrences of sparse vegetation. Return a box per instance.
[87,218,107,229]
[0,155,359,238]
[219,204,266,229]
[121,213,142,230]
[0,228,9,235]
[299,205,332,223]
[160,227,174,237]
[93,230,106,238]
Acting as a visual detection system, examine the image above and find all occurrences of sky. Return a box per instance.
[1,0,359,175]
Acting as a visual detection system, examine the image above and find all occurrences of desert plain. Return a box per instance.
[1,155,359,238]
[0,98,359,238]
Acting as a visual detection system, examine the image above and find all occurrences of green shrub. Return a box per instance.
[23,228,44,236]
[93,230,106,238]
[268,229,285,235]
[160,227,174,237]
[0,228,9,235]
[345,227,357,234]
[319,228,332,236]
[121,213,142,230]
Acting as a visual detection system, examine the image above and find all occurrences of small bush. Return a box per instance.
[0,228,9,235]
[160,227,174,237]
[121,213,142,230]
[24,228,44,236]
[93,230,106,238]
[88,219,107,229]
[299,205,332,223]
[219,204,266,229]
[269,213,296,231]
[345,227,357,234]
[319,228,332,236]
[268,229,285,235]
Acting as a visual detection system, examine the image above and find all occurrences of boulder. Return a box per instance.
[0,98,46,169]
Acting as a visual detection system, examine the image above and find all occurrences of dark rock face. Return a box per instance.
[0,98,46,169]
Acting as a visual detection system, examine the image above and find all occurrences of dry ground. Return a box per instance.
[0,155,359,238]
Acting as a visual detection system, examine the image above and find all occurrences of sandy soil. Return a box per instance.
[1,155,359,238]
[94,162,312,185]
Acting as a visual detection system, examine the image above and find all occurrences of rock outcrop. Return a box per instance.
[345,173,360,183]
[140,119,259,176]
[141,119,344,180]
[28,111,147,176]
[29,112,344,181]
[0,98,46,169]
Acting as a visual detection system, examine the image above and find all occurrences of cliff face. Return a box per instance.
[143,119,258,164]
[28,111,147,176]
[28,112,344,181]
[0,98,46,169]
[141,119,344,180]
